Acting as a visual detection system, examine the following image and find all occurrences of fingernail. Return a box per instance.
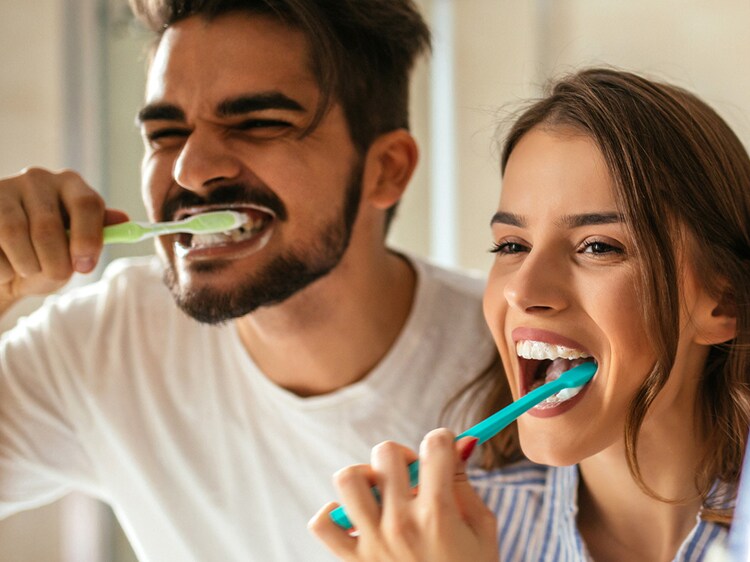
[74,257,95,273]
[460,437,479,462]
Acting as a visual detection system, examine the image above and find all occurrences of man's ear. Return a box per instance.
[361,129,418,209]
[693,287,737,345]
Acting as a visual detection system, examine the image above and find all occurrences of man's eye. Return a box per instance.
[490,241,529,254]
[145,128,189,144]
[236,119,291,130]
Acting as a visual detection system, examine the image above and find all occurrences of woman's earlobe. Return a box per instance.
[695,290,737,345]
[361,129,419,209]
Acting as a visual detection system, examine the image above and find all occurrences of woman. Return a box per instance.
[309,68,750,561]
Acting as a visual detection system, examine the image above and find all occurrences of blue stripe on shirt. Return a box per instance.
[469,460,729,562]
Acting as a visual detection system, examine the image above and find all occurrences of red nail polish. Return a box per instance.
[460,437,479,461]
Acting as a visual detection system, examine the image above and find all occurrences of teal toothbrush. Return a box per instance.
[102,210,247,245]
[330,361,597,530]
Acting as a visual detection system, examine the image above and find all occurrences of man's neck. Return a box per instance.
[233,249,416,396]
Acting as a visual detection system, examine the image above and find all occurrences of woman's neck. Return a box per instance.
[576,411,707,562]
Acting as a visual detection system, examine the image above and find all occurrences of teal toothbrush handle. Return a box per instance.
[329,362,597,530]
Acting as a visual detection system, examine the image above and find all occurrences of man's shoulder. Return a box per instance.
[410,255,486,300]
[99,255,164,285]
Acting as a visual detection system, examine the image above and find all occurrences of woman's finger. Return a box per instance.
[371,440,417,511]
[452,438,497,537]
[418,428,459,502]
[333,463,381,536]
[308,501,359,559]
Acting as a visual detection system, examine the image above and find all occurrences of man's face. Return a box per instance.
[137,13,362,323]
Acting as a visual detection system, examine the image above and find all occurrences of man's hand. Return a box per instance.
[0,167,129,313]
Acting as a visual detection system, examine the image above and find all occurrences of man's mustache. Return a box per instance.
[161,183,287,222]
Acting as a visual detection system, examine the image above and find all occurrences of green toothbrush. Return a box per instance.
[102,210,247,245]
[329,362,597,530]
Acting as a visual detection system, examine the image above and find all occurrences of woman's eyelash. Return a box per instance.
[579,240,625,254]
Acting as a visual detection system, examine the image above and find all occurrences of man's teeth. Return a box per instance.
[190,217,264,247]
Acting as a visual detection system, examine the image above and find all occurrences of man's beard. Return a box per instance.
[162,161,363,324]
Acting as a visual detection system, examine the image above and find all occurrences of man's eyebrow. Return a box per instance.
[136,103,186,125]
[560,212,623,228]
[216,92,305,117]
[135,92,305,126]
[490,211,525,227]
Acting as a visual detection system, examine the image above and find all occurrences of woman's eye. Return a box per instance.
[580,240,624,255]
[490,241,529,254]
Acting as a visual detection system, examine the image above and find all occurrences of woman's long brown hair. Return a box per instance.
[470,68,750,524]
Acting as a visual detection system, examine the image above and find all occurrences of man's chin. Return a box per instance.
[160,257,336,325]
[162,267,253,324]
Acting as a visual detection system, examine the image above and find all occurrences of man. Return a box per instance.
[0,1,497,560]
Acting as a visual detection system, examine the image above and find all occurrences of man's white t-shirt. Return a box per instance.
[0,255,496,561]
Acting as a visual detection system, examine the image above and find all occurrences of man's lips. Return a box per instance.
[169,204,276,261]
[172,204,275,223]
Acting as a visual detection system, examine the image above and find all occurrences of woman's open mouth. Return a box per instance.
[516,340,597,410]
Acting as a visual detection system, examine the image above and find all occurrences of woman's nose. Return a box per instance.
[502,250,570,314]
[173,130,242,192]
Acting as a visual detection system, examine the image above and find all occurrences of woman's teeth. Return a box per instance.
[516,340,593,408]
[516,340,591,361]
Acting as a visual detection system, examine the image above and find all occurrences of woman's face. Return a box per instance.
[483,126,708,466]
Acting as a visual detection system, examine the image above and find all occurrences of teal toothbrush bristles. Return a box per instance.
[329,362,597,530]
[102,210,247,245]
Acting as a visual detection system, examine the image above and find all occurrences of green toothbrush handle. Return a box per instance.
[102,222,149,244]
[329,362,597,530]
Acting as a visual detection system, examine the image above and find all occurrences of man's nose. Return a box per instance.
[503,248,570,314]
[173,129,242,192]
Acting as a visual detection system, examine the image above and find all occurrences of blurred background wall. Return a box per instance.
[0,0,749,560]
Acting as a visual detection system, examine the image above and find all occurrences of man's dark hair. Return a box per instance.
[129,0,431,156]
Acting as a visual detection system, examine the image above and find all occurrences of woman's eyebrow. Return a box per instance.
[490,211,525,227]
[489,211,623,228]
[559,212,623,228]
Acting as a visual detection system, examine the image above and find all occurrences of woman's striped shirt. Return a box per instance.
[469,460,729,561]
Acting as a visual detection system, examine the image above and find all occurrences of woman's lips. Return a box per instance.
[511,327,591,353]
[511,328,597,417]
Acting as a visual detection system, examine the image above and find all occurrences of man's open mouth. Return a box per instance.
[173,205,275,254]
[516,340,597,409]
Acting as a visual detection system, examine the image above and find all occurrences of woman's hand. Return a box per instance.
[309,428,499,562]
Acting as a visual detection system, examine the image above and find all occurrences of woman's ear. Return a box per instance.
[693,287,737,346]
[361,129,418,209]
